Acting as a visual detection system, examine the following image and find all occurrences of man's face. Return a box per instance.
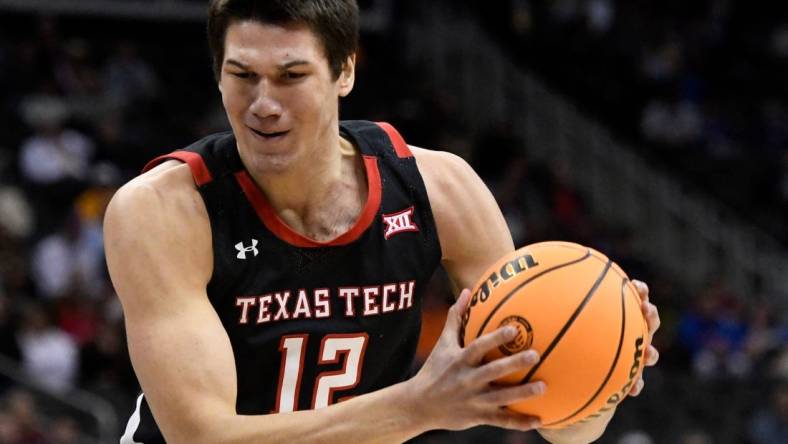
[218,20,354,174]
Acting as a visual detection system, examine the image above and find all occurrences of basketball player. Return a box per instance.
[104,1,660,443]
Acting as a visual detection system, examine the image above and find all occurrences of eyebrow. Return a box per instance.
[225,59,250,70]
[224,58,311,70]
[280,60,311,70]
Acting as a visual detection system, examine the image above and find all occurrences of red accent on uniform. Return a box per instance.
[311,333,369,409]
[235,155,382,248]
[375,122,413,158]
[273,334,309,413]
[142,151,213,186]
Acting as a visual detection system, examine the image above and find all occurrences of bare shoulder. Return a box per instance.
[410,146,472,180]
[104,160,212,311]
[104,160,209,258]
[106,160,202,220]
[410,146,478,208]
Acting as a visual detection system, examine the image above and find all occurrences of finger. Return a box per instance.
[474,349,540,381]
[632,280,649,303]
[439,289,471,347]
[485,409,542,432]
[463,326,519,365]
[480,381,546,406]
[644,345,659,366]
[629,378,645,396]
[641,301,661,335]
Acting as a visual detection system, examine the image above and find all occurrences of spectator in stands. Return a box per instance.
[103,41,159,112]
[0,411,21,444]
[677,279,750,379]
[16,304,78,393]
[640,94,704,147]
[0,233,31,303]
[0,187,33,241]
[48,417,80,444]
[745,305,788,376]
[747,380,788,444]
[30,205,107,300]
[18,95,93,187]
[54,38,111,123]
[3,390,45,444]
[56,294,99,347]
[30,216,82,300]
[18,94,95,228]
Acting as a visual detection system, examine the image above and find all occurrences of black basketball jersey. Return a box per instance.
[120,121,442,443]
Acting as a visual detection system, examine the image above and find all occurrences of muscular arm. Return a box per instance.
[105,163,423,444]
[411,147,514,292]
[413,147,614,443]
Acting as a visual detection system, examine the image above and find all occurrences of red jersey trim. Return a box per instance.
[142,151,213,186]
[375,122,413,158]
[234,155,382,248]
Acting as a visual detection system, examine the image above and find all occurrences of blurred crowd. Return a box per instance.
[474,0,788,246]
[0,2,785,443]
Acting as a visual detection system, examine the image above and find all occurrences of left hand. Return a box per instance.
[629,280,660,396]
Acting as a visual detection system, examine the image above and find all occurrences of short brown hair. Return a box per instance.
[207,0,359,81]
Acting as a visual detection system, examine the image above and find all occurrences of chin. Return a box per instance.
[246,150,300,175]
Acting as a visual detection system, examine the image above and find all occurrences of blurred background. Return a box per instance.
[0,0,786,443]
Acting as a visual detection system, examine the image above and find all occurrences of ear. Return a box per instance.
[338,54,356,98]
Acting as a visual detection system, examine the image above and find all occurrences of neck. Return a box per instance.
[245,129,365,230]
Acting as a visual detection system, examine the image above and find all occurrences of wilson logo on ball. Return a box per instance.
[578,335,646,425]
[498,316,533,356]
[471,253,539,308]
[459,252,539,342]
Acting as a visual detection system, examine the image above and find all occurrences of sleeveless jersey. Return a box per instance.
[120,121,443,443]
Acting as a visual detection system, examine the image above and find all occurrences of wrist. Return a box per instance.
[392,377,434,436]
[538,407,615,444]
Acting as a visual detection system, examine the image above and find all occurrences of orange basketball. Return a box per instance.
[461,241,649,429]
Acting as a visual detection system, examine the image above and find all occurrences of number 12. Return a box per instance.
[274,333,369,412]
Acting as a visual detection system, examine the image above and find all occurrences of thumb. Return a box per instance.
[440,289,471,347]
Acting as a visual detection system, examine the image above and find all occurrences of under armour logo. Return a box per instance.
[382,207,419,239]
[235,239,259,259]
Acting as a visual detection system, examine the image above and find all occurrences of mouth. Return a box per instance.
[248,127,290,141]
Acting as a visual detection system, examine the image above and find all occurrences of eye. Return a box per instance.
[232,72,253,79]
[284,71,307,81]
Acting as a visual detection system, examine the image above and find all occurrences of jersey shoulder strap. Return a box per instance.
[141,131,240,187]
[340,120,413,159]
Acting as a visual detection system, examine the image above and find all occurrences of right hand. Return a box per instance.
[406,289,546,432]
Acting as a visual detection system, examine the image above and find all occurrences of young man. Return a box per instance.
[105,1,660,443]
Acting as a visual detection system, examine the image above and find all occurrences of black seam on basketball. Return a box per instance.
[544,276,629,426]
[474,250,592,339]
[519,258,613,385]
[537,242,588,252]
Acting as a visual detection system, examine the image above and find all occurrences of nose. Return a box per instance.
[249,80,283,119]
